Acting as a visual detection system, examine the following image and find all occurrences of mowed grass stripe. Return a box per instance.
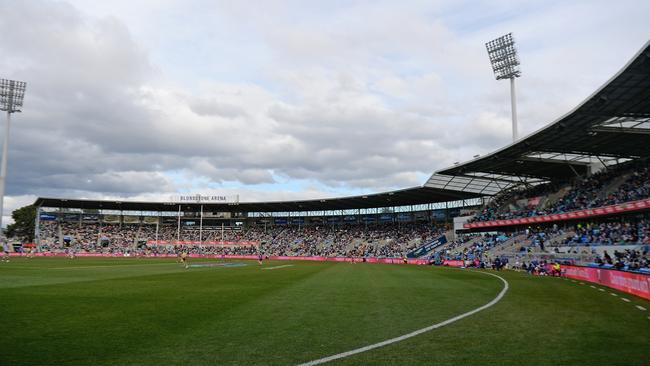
[0,258,199,289]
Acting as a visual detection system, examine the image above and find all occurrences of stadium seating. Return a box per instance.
[469,159,650,223]
[36,222,447,259]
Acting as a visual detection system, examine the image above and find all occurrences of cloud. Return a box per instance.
[0,0,649,222]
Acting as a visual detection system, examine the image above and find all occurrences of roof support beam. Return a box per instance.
[591,126,650,135]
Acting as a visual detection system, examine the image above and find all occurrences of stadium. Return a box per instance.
[1,4,650,366]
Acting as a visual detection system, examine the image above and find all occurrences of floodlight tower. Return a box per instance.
[485,33,521,141]
[0,79,26,235]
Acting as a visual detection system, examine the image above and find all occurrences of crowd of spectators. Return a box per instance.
[434,233,511,261]
[563,220,650,246]
[36,222,447,258]
[594,248,649,272]
[469,160,650,223]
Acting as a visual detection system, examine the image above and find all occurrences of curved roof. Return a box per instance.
[430,39,650,193]
[34,39,650,213]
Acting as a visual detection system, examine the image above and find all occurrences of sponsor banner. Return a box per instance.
[123,216,141,224]
[62,213,80,222]
[464,198,650,229]
[379,214,393,222]
[103,215,120,223]
[274,218,288,225]
[442,260,465,267]
[268,256,430,265]
[362,215,376,223]
[562,265,650,300]
[8,252,431,266]
[431,210,446,220]
[39,213,57,221]
[82,214,99,222]
[162,217,177,224]
[202,212,232,219]
[414,211,428,220]
[169,194,239,204]
[397,213,412,222]
[343,215,357,222]
[309,217,324,224]
[291,217,305,224]
[407,235,448,258]
[147,240,259,246]
[142,216,158,224]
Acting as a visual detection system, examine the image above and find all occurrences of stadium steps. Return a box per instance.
[544,230,574,248]
[488,233,528,255]
[599,172,631,199]
[542,186,572,209]
[441,235,484,255]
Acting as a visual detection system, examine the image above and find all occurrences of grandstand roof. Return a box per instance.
[34,186,482,213]
[429,39,650,193]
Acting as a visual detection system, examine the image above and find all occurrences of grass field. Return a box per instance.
[0,257,648,365]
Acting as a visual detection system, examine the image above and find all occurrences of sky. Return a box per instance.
[0,0,649,225]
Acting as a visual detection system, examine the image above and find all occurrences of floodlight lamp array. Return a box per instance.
[0,78,27,113]
[485,33,521,80]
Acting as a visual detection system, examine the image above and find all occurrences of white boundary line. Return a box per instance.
[296,270,509,366]
[262,264,295,270]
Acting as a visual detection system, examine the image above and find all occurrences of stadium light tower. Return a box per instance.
[0,79,26,235]
[485,33,521,142]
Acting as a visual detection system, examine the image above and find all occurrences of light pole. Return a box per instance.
[0,79,27,235]
[486,33,521,142]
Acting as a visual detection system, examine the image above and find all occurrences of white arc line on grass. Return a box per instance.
[261,265,295,270]
[621,298,631,302]
[610,293,618,297]
[636,305,647,311]
[590,286,596,289]
[296,270,509,366]
[599,288,606,292]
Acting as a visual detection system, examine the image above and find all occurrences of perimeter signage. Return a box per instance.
[463,198,650,229]
[170,194,239,204]
[406,235,447,258]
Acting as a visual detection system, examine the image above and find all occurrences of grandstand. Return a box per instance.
[27,40,650,273]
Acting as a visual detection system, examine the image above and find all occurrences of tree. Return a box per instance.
[5,204,36,242]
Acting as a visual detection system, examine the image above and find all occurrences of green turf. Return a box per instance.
[0,258,648,365]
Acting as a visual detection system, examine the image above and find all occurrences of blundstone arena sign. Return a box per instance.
[170,194,239,204]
